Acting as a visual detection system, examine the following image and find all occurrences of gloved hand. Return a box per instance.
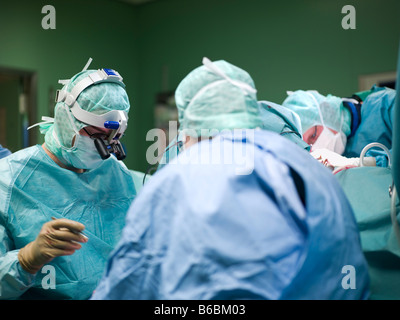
[311,148,376,170]
[18,218,88,274]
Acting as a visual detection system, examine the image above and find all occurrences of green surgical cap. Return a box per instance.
[282,90,351,136]
[175,58,263,137]
[42,69,130,158]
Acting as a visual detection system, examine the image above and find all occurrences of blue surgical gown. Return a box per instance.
[0,145,11,159]
[92,130,369,300]
[0,145,136,299]
[345,86,396,167]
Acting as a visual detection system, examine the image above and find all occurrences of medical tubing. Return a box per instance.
[143,139,183,184]
[361,142,398,247]
[359,142,391,167]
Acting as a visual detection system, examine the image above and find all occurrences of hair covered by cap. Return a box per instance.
[282,90,351,136]
[175,59,263,137]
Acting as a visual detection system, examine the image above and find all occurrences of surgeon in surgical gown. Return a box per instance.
[92,58,369,300]
[0,62,136,299]
[282,86,396,169]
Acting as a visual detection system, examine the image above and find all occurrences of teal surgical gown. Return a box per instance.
[0,145,136,299]
[258,101,310,151]
[92,129,369,300]
[345,86,396,167]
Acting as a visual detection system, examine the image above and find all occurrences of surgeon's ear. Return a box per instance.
[71,135,76,147]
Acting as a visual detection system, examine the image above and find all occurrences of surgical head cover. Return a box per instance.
[282,90,351,136]
[41,70,130,168]
[175,57,263,137]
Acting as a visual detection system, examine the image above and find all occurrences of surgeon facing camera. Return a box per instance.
[0,59,136,299]
[282,87,395,173]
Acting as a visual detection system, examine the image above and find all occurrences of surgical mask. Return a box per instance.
[311,126,347,154]
[68,134,104,170]
[306,92,347,154]
[51,105,104,170]
[51,130,104,170]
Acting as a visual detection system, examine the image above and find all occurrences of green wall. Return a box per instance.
[0,0,399,172]
[134,0,400,171]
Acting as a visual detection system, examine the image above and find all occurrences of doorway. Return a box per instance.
[0,67,37,153]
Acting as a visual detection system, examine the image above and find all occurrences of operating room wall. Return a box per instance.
[133,0,400,172]
[0,0,140,169]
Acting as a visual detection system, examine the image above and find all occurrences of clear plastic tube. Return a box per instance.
[359,142,391,167]
[361,142,399,247]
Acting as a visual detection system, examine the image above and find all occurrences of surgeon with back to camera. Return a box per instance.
[92,57,369,300]
[0,59,136,299]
